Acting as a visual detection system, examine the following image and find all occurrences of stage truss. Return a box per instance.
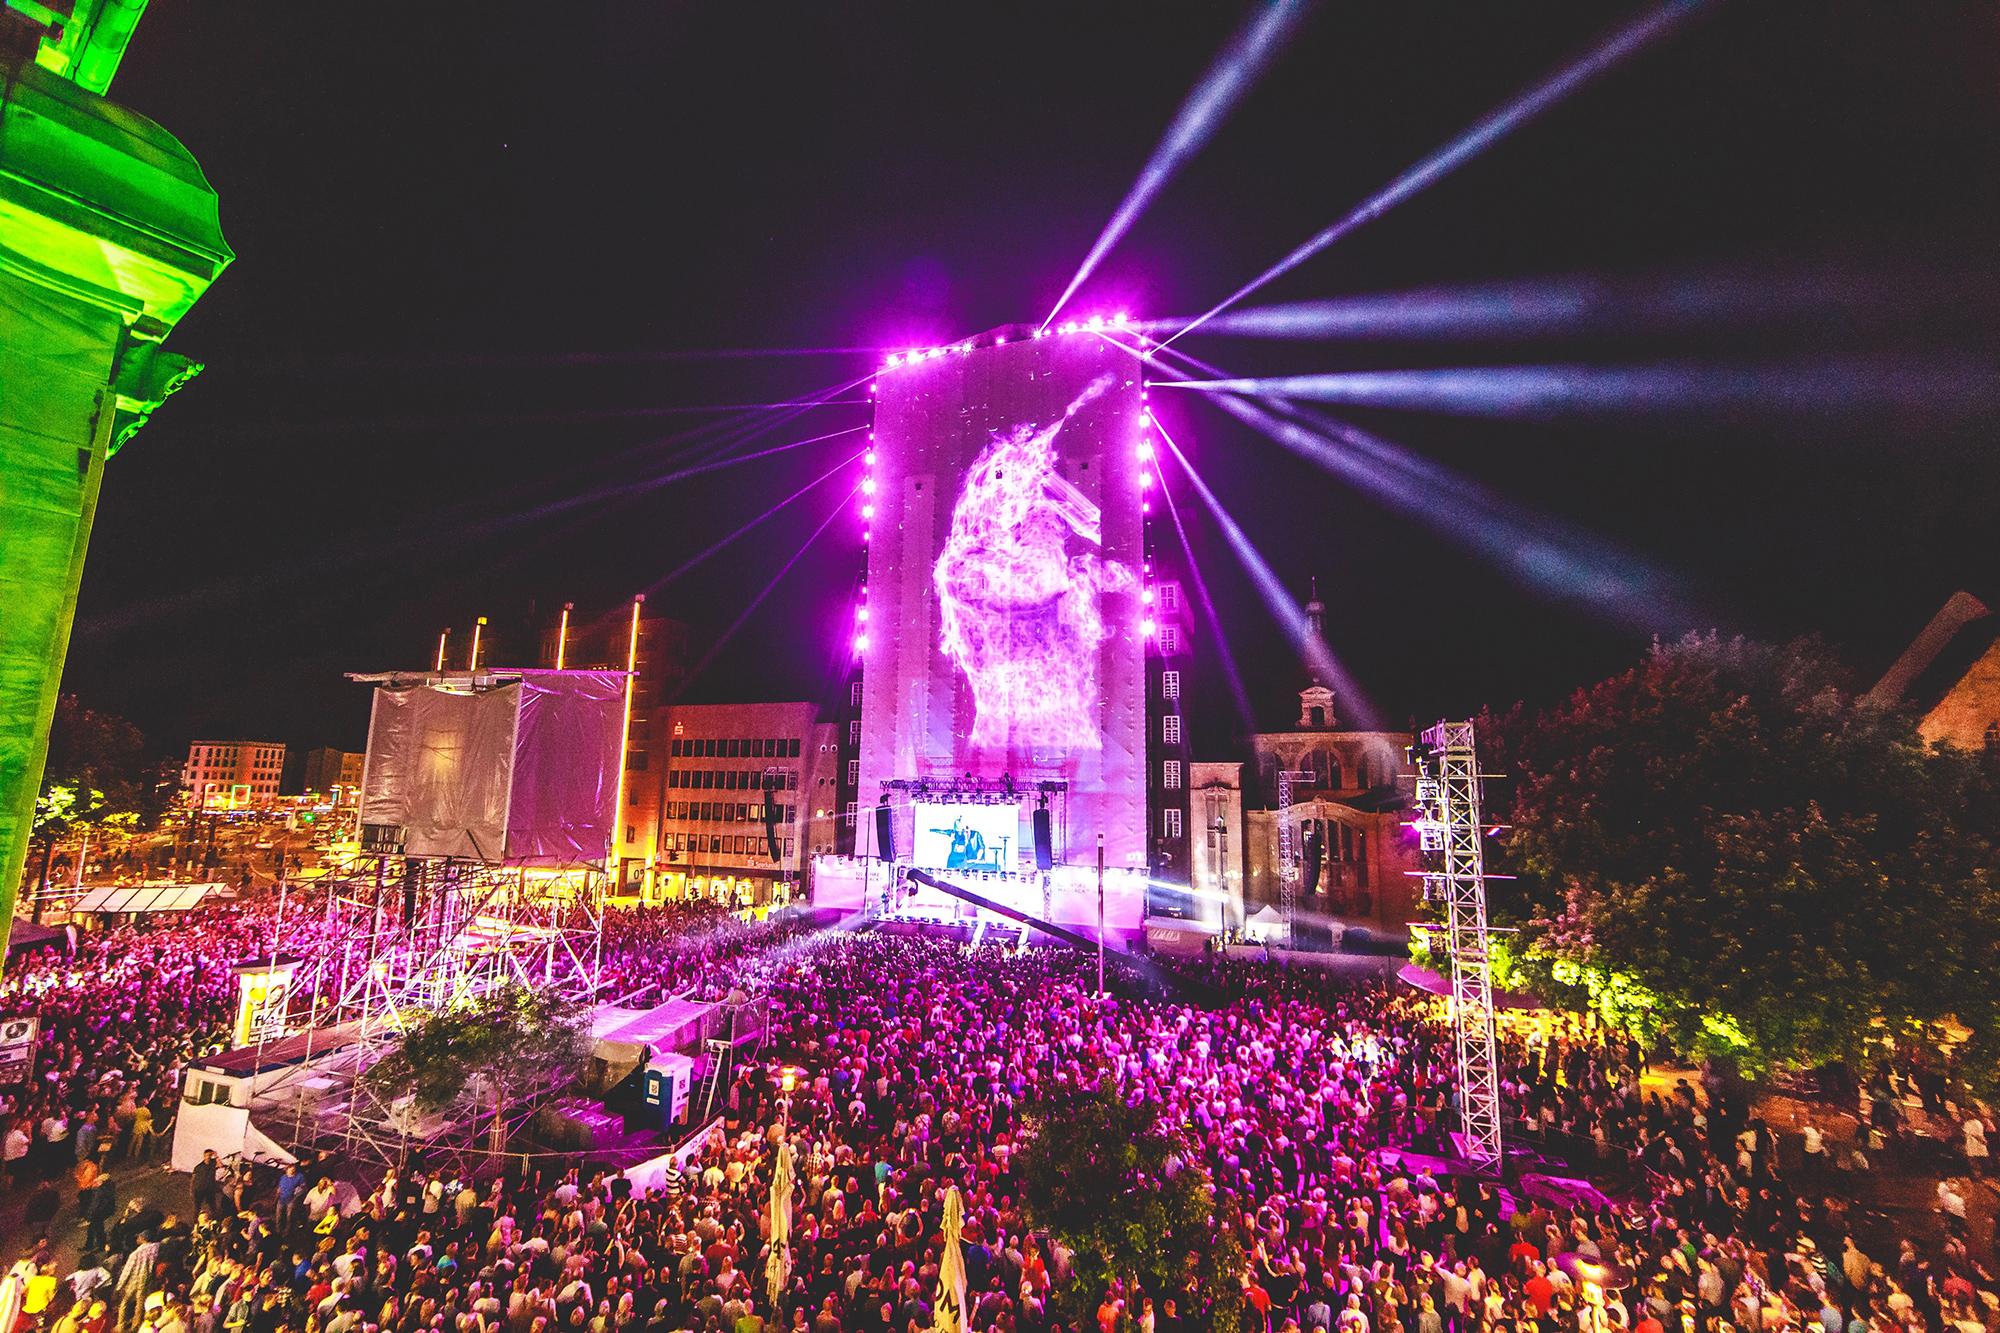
[1275,768,1313,940]
[258,853,608,1175]
[1412,721,1503,1174]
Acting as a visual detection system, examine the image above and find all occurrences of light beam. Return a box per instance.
[1042,0,1315,331]
[1154,357,2000,424]
[1163,0,1702,347]
[1150,414,1379,728]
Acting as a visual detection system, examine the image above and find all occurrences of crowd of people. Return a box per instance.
[0,908,1992,1333]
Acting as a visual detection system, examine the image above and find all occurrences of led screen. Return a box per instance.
[857,334,1148,871]
[912,802,1021,872]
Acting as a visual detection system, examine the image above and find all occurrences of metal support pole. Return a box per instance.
[1095,833,1105,996]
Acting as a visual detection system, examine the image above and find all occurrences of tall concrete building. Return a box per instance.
[300,747,363,801]
[183,741,286,810]
[646,701,841,906]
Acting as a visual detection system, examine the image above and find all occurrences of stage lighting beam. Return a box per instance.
[1042,0,1315,331]
[1164,0,1702,347]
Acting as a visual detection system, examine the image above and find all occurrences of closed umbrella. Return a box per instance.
[932,1185,969,1333]
[766,1139,796,1309]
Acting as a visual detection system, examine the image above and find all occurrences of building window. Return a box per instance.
[1163,808,1183,838]
[1158,624,1181,655]
[1161,670,1180,701]
[1162,715,1182,746]
[849,720,862,746]
[847,759,859,786]
[845,801,858,826]
[1159,583,1180,614]
[850,682,863,709]
[1163,760,1182,789]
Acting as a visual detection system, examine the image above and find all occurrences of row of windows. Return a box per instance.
[669,736,803,758]
[667,768,799,791]
[663,801,795,824]
[665,832,794,860]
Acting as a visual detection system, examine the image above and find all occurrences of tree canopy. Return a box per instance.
[1480,632,2000,1081]
[33,695,174,846]
[1014,1081,1245,1333]
[366,983,591,1146]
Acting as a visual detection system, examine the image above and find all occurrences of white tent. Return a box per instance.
[1242,904,1287,941]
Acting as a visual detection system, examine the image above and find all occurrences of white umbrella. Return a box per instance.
[932,1185,969,1333]
[766,1139,796,1309]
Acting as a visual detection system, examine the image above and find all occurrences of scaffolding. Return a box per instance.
[1275,769,1313,940]
[1412,721,1503,1174]
[260,853,608,1175]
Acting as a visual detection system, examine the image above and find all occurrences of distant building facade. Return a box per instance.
[1147,574,1196,914]
[1188,761,1245,929]
[182,741,286,809]
[644,701,841,906]
[300,747,362,802]
[1241,586,1423,930]
[1866,590,2000,752]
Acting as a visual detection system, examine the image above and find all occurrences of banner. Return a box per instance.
[0,1017,37,1085]
[232,959,299,1047]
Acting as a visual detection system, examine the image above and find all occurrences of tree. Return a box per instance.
[365,983,591,1154]
[1478,633,2000,1082]
[29,696,174,909]
[1015,1082,1245,1333]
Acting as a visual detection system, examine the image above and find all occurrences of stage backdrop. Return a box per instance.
[858,334,1148,873]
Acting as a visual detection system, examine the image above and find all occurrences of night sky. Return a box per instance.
[64,2,2000,759]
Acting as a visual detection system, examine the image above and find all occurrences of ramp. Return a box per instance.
[901,869,1215,1003]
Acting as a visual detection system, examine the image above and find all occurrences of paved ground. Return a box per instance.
[0,1153,194,1274]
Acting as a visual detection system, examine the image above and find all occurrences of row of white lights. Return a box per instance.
[880,313,1131,371]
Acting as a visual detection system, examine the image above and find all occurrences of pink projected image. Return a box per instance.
[933,375,1137,751]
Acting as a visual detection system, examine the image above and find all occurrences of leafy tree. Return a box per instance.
[1478,632,2000,1082]
[365,983,591,1153]
[1015,1082,1245,1333]
[29,696,174,907]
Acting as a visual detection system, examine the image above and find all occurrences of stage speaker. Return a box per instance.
[875,804,895,862]
[1032,807,1053,871]
[762,776,782,863]
[1303,825,1323,895]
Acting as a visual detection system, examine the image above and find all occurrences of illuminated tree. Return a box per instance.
[365,984,591,1154]
[1016,1083,1246,1333]
[1480,633,2000,1082]
[28,697,173,909]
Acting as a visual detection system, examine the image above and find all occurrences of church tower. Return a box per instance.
[1298,579,1337,729]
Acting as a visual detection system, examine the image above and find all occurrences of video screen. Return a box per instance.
[912,802,1020,873]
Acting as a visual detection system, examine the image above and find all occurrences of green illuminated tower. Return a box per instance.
[0,2,231,946]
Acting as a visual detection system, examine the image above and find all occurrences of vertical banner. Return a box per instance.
[232,958,299,1047]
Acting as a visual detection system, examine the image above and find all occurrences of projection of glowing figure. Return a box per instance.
[934,376,1135,751]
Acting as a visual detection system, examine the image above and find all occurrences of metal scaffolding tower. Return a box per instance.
[1275,768,1314,940]
[263,855,608,1173]
[1412,721,1503,1174]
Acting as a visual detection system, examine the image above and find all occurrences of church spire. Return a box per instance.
[1304,578,1326,682]
[1298,577,1336,729]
